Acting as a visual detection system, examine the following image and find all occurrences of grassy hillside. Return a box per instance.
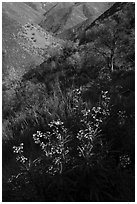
[2,2,43,25]
[24,2,45,14]
[2,2,64,83]
[2,12,36,80]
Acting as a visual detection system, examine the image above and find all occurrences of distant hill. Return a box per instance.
[57,2,126,41]
[39,2,114,34]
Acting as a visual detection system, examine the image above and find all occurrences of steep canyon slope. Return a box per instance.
[3,2,114,80]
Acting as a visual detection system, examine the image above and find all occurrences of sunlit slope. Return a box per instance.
[2,2,64,80]
[2,2,43,25]
[2,11,39,79]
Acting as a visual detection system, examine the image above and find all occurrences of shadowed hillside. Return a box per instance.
[40,2,114,34]
[57,2,125,41]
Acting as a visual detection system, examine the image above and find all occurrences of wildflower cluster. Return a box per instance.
[76,90,111,163]
[77,107,104,162]
[119,154,131,168]
[13,143,28,164]
[8,144,32,191]
[117,110,127,126]
[10,89,111,180]
[33,120,72,175]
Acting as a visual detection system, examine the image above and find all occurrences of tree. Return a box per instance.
[79,3,135,72]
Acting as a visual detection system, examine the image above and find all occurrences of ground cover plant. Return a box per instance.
[2,77,135,201]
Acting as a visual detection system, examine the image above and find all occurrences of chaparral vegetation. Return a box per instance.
[3,2,135,202]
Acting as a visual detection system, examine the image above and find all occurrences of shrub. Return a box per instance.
[3,90,134,201]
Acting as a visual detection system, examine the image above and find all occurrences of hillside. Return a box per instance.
[39,2,114,34]
[57,2,126,41]
[2,2,135,202]
[2,2,64,82]
[2,2,43,25]
[2,2,115,79]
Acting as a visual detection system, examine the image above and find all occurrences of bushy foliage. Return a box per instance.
[3,89,134,201]
[79,3,135,72]
[3,49,135,202]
